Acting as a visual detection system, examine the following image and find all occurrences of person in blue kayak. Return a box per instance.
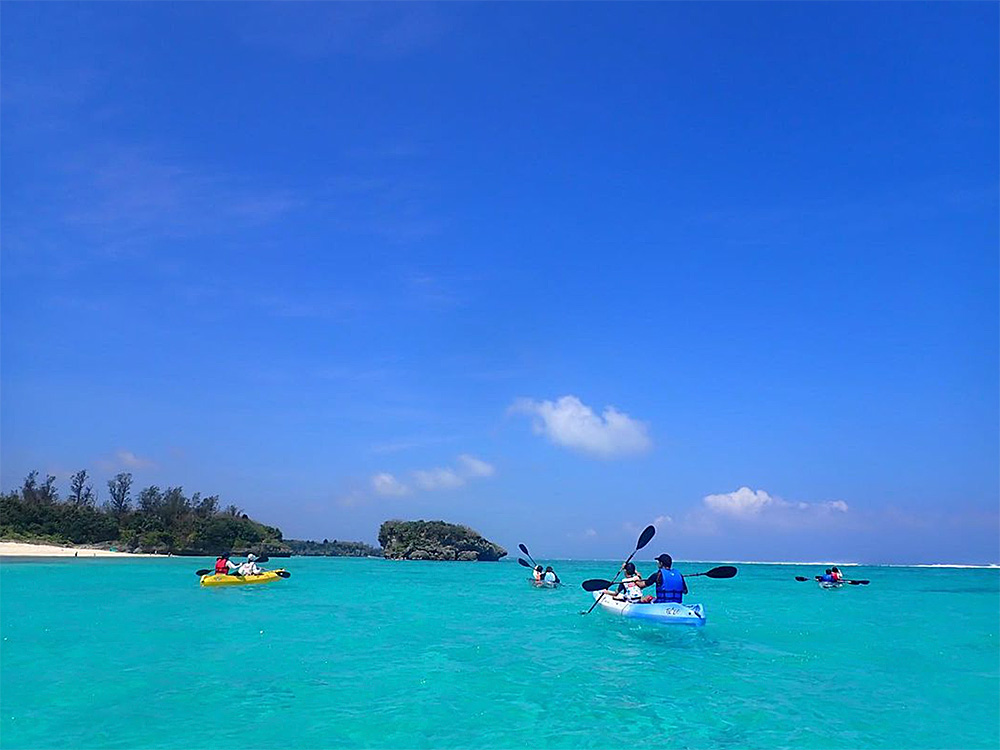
[543,566,560,584]
[819,568,834,583]
[650,553,687,603]
[617,562,648,602]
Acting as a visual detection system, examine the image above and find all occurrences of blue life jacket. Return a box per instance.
[655,568,685,603]
[820,574,834,582]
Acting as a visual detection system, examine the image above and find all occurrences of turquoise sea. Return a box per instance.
[1,557,997,749]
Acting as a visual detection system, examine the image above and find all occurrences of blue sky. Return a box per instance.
[2,2,997,563]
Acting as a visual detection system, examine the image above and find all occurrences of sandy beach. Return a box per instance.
[0,542,168,558]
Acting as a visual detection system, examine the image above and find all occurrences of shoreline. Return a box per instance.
[0,542,174,558]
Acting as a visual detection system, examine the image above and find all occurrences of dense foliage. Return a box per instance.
[378,519,507,561]
[284,539,382,557]
[0,470,288,555]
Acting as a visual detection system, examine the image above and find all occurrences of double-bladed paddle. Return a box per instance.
[582,524,655,615]
[518,544,538,568]
[795,575,869,585]
[581,565,737,593]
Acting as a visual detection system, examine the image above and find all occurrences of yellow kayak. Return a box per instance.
[200,569,289,587]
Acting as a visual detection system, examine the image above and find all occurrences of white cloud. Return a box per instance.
[702,486,849,521]
[457,454,495,478]
[653,514,674,526]
[371,473,410,496]
[510,395,651,458]
[704,487,777,516]
[370,453,495,499]
[412,467,464,491]
[98,449,157,472]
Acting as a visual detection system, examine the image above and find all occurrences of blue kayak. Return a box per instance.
[591,591,706,626]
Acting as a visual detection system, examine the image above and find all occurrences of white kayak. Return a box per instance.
[591,591,706,626]
[529,578,560,588]
[818,581,844,590]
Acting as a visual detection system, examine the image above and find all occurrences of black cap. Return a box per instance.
[655,554,672,567]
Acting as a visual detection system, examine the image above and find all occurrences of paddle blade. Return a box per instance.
[276,570,291,578]
[256,555,270,563]
[636,525,656,551]
[581,578,613,592]
[705,566,737,579]
[849,580,870,585]
[518,544,530,556]
[794,576,809,581]
[195,569,212,576]
[517,558,533,568]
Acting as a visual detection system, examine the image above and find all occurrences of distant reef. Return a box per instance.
[285,539,382,557]
[378,520,507,561]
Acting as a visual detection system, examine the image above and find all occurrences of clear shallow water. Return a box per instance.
[1,558,997,750]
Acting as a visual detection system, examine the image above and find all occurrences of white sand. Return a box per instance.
[0,542,169,558]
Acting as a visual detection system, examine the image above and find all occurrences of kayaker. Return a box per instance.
[650,553,687,603]
[831,566,843,582]
[618,562,646,602]
[214,554,237,575]
[543,566,560,584]
[237,553,262,576]
[819,568,834,583]
[533,565,544,582]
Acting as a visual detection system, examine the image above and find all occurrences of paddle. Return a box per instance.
[517,558,534,569]
[582,565,737,592]
[582,524,655,615]
[795,575,869,585]
[518,544,538,568]
[686,565,738,579]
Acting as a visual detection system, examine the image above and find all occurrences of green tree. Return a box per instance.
[106,473,133,517]
[20,471,39,504]
[137,486,163,516]
[38,474,59,505]
[161,487,190,526]
[68,470,96,507]
[194,494,220,518]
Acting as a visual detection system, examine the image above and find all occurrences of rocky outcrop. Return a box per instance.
[378,520,507,561]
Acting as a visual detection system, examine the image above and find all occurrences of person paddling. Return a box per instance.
[819,568,834,583]
[830,566,843,583]
[543,566,560,584]
[214,553,237,575]
[237,553,262,576]
[650,553,687,603]
[533,565,544,583]
[616,562,647,602]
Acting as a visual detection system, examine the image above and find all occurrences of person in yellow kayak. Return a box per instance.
[214,553,237,575]
[236,553,262,576]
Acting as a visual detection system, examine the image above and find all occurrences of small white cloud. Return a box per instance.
[653,514,673,526]
[116,450,156,469]
[371,473,410,496]
[510,395,651,458]
[457,454,495,478]
[584,528,598,538]
[704,487,776,517]
[98,449,157,472]
[412,467,464,491]
[702,487,849,521]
